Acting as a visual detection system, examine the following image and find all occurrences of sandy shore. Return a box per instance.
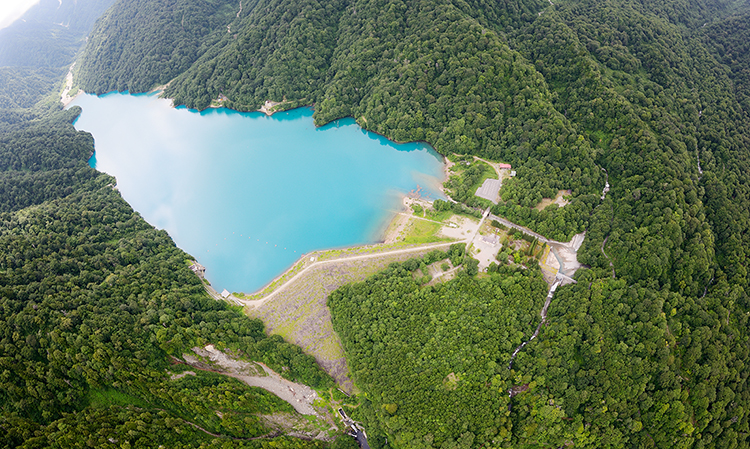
[62,90,83,108]
[382,197,412,244]
[439,155,454,198]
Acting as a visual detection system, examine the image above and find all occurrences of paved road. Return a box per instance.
[467,207,491,248]
[241,240,465,309]
[488,213,555,244]
[234,206,573,311]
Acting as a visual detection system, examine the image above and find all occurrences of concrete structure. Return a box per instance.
[189,262,206,275]
[475,178,503,203]
[481,234,500,246]
[221,289,231,299]
[338,408,370,449]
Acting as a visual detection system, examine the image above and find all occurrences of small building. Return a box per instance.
[498,163,512,169]
[189,262,206,275]
[221,289,230,299]
[481,234,500,246]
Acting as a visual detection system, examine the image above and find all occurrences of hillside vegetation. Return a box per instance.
[0,5,351,446]
[0,104,342,447]
[14,0,750,446]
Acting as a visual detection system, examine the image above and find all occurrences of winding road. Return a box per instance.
[239,208,491,310]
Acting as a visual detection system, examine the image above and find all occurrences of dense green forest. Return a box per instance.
[0,3,358,447]
[0,0,115,68]
[0,105,344,446]
[75,0,239,94]
[5,0,750,446]
[329,255,548,448]
[0,0,116,111]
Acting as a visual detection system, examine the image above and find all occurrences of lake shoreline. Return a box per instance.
[236,191,425,298]
[70,92,447,293]
[84,88,449,164]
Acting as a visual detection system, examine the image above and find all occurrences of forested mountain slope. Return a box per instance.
[0,0,117,119]
[0,6,358,448]
[0,0,116,68]
[0,104,346,448]
[31,0,750,446]
[76,0,238,94]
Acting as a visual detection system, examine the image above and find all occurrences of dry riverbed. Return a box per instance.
[179,344,337,439]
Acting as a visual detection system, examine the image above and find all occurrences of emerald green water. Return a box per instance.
[71,93,445,293]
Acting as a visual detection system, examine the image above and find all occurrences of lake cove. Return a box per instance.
[70,92,445,293]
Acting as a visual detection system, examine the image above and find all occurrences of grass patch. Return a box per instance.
[474,162,498,185]
[87,388,152,409]
[403,219,446,244]
[444,157,496,207]
[425,209,454,222]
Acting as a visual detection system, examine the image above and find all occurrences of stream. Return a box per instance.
[506,168,608,371]
[600,166,610,200]
[508,280,561,370]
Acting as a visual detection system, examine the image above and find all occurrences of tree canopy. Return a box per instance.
[5,0,750,446]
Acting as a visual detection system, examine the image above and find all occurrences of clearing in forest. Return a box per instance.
[534,189,572,211]
[241,199,481,392]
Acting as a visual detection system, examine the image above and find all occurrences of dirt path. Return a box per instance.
[395,212,444,225]
[198,273,244,306]
[228,370,319,416]
[428,265,461,283]
[467,207,491,249]
[489,213,552,244]
[248,243,470,391]
[227,1,243,33]
[473,156,504,179]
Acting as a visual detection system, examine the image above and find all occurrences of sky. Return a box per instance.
[0,0,40,30]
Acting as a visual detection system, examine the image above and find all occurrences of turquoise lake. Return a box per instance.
[70,93,445,293]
